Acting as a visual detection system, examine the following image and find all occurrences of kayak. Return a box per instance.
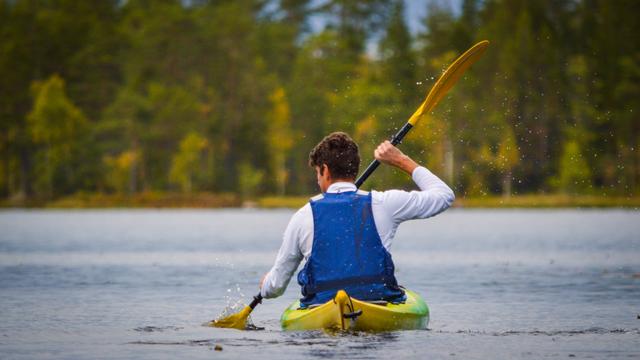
[280,288,429,331]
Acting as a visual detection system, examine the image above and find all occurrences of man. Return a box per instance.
[260,132,454,307]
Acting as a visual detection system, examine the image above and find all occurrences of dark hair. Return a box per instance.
[309,132,360,180]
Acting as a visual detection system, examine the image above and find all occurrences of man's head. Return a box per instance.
[309,132,360,191]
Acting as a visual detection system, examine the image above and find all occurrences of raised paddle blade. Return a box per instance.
[208,305,252,330]
[408,40,490,126]
[354,40,489,188]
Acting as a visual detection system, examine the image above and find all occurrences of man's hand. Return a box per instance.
[374,140,419,175]
[259,272,268,289]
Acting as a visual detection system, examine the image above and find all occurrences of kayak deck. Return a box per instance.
[280,289,429,332]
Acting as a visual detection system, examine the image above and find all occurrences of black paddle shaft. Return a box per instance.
[249,293,263,309]
[354,122,414,188]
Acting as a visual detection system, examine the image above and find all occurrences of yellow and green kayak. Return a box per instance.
[280,289,429,332]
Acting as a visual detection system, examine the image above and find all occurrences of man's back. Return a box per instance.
[297,190,405,306]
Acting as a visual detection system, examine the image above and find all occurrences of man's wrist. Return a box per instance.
[396,155,419,175]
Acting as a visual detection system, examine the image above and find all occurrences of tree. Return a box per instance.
[418,1,456,63]
[411,113,451,183]
[101,86,149,194]
[238,162,265,200]
[317,0,391,66]
[1,0,639,201]
[266,87,294,195]
[0,0,121,198]
[614,53,640,194]
[104,150,139,195]
[144,82,205,190]
[451,0,479,52]
[195,0,274,192]
[327,62,407,189]
[354,115,378,155]
[379,0,416,106]
[27,75,87,198]
[554,139,591,194]
[254,0,311,82]
[286,30,346,193]
[496,125,520,198]
[169,132,209,193]
[279,0,312,34]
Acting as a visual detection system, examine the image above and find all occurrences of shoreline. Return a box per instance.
[1,192,639,209]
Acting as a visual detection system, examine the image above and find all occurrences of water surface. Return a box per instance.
[1,209,638,359]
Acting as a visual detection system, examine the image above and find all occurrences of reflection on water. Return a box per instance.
[133,326,184,333]
[127,330,403,359]
[0,209,639,359]
[436,328,640,336]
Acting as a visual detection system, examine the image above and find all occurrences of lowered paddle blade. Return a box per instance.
[208,293,263,330]
[208,306,252,330]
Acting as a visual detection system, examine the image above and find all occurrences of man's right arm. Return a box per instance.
[260,205,310,298]
[378,167,455,223]
[374,141,455,223]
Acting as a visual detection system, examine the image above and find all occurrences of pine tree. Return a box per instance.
[379,0,416,106]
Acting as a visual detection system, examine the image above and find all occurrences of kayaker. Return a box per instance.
[260,132,454,307]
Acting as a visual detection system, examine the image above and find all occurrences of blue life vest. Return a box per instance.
[297,190,406,307]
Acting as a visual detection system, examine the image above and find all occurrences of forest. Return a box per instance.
[1,0,638,205]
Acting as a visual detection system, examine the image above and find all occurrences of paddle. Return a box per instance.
[211,40,489,330]
[355,40,490,188]
[209,294,262,329]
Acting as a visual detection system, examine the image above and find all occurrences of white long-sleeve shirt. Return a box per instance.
[260,166,455,298]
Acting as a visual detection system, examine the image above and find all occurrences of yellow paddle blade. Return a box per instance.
[207,305,252,330]
[408,40,490,126]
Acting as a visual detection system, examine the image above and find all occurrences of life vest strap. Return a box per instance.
[302,275,397,295]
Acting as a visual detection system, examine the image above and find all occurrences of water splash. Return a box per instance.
[216,297,247,319]
[207,292,263,330]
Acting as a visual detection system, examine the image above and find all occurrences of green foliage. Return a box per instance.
[27,75,87,197]
[496,126,519,197]
[0,0,638,202]
[379,0,416,105]
[266,87,294,195]
[104,150,139,195]
[552,140,592,194]
[238,162,265,200]
[169,132,209,193]
[318,0,391,65]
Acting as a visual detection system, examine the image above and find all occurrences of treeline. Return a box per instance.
[1,0,638,202]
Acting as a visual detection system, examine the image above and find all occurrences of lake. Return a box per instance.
[0,209,638,359]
